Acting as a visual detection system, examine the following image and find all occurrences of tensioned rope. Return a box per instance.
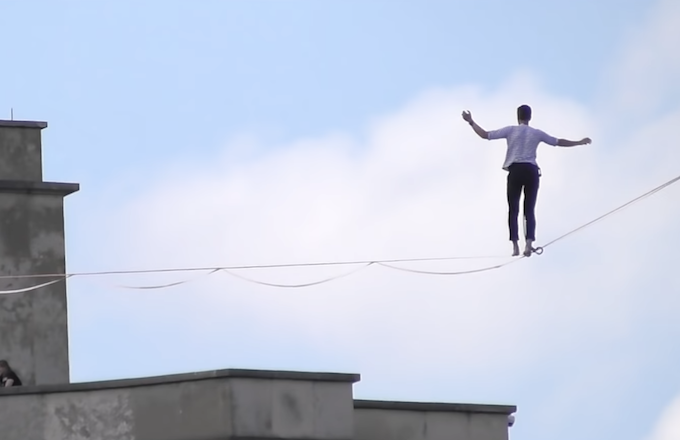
[383,172,680,276]
[535,173,680,251]
[1,172,678,292]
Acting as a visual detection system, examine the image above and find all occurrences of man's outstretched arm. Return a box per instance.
[462,110,489,139]
[557,137,592,147]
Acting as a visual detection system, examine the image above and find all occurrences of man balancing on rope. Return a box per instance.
[462,105,591,257]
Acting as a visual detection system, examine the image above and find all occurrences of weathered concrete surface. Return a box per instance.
[354,400,516,440]
[230,378,355,439]
[0,368,360,440]
[0,121,47,181]
[0,187,79,386]
[0,120,79,386]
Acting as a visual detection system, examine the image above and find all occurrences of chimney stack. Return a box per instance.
[0,120,79,385]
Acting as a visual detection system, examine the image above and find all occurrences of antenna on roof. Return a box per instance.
[10,108,13,120]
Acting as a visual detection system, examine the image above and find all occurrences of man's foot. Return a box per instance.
[512,241,520,256]
[523,239,534,257]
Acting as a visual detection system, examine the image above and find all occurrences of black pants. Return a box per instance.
[507,163,540,241]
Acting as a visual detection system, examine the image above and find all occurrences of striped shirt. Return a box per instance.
[487,124,558,170]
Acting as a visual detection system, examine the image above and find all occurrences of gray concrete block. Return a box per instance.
[0,189,76,385]
[271,379,315,438]
[131,382,185,440]
[174,380,231,440]
[129,379,237,440]
[44,390,134,440]
[423,412,470,440]
[313,382,354,439]
[0,293,34,382]
[230,378,274,438]
[0,125,43,181]
[32,288,70,385]
[355,410,426,440]
[0,366,513,440]
[354,401,515,440]
[0,393,45,440]
[465,413,509,440]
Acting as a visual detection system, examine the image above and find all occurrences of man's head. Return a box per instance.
[517,105,532,124]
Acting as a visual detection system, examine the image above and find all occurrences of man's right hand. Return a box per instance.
[462,110,473,123]
[580,137,592,145]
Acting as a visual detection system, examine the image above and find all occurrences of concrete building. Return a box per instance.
[0,120,78,386]
[0,120,516,440]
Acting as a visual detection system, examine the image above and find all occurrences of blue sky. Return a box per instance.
[2,0,648,182]
[3,1,680,440]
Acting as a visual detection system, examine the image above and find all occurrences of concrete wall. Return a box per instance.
[0,367,515,440]
[0,121,45,181]
[0,368,360,440]
[0,121,79,385]
[354,400,515,440]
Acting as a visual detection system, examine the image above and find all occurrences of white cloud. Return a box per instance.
[646,396,680,440]
[607,0,680,116]
[76,69,680,386]
[64,3,680,438]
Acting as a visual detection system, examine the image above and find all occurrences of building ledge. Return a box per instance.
[354,399,516,415]
[0,120,47,129]
[0,180,79,195]
[0,368,361,397]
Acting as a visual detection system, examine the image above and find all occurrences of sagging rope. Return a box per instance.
[0,172,678,292]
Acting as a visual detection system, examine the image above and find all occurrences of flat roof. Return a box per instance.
[0,368,361,397]
[355,399,516,415]
[0,120,47,129]
[0,181,80,195]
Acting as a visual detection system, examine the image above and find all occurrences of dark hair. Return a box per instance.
[0,360,9,369]
[517,105,532,122]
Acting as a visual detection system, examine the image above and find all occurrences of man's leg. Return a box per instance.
[522,165,540,256]
[507,167,522,256]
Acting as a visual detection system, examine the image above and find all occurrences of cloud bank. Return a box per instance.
[67,2,680,440]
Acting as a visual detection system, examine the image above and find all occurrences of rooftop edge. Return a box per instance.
[0,181,80,195]
[354,399,516,415]
[0,368,361,397]
[0,120,47,129]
